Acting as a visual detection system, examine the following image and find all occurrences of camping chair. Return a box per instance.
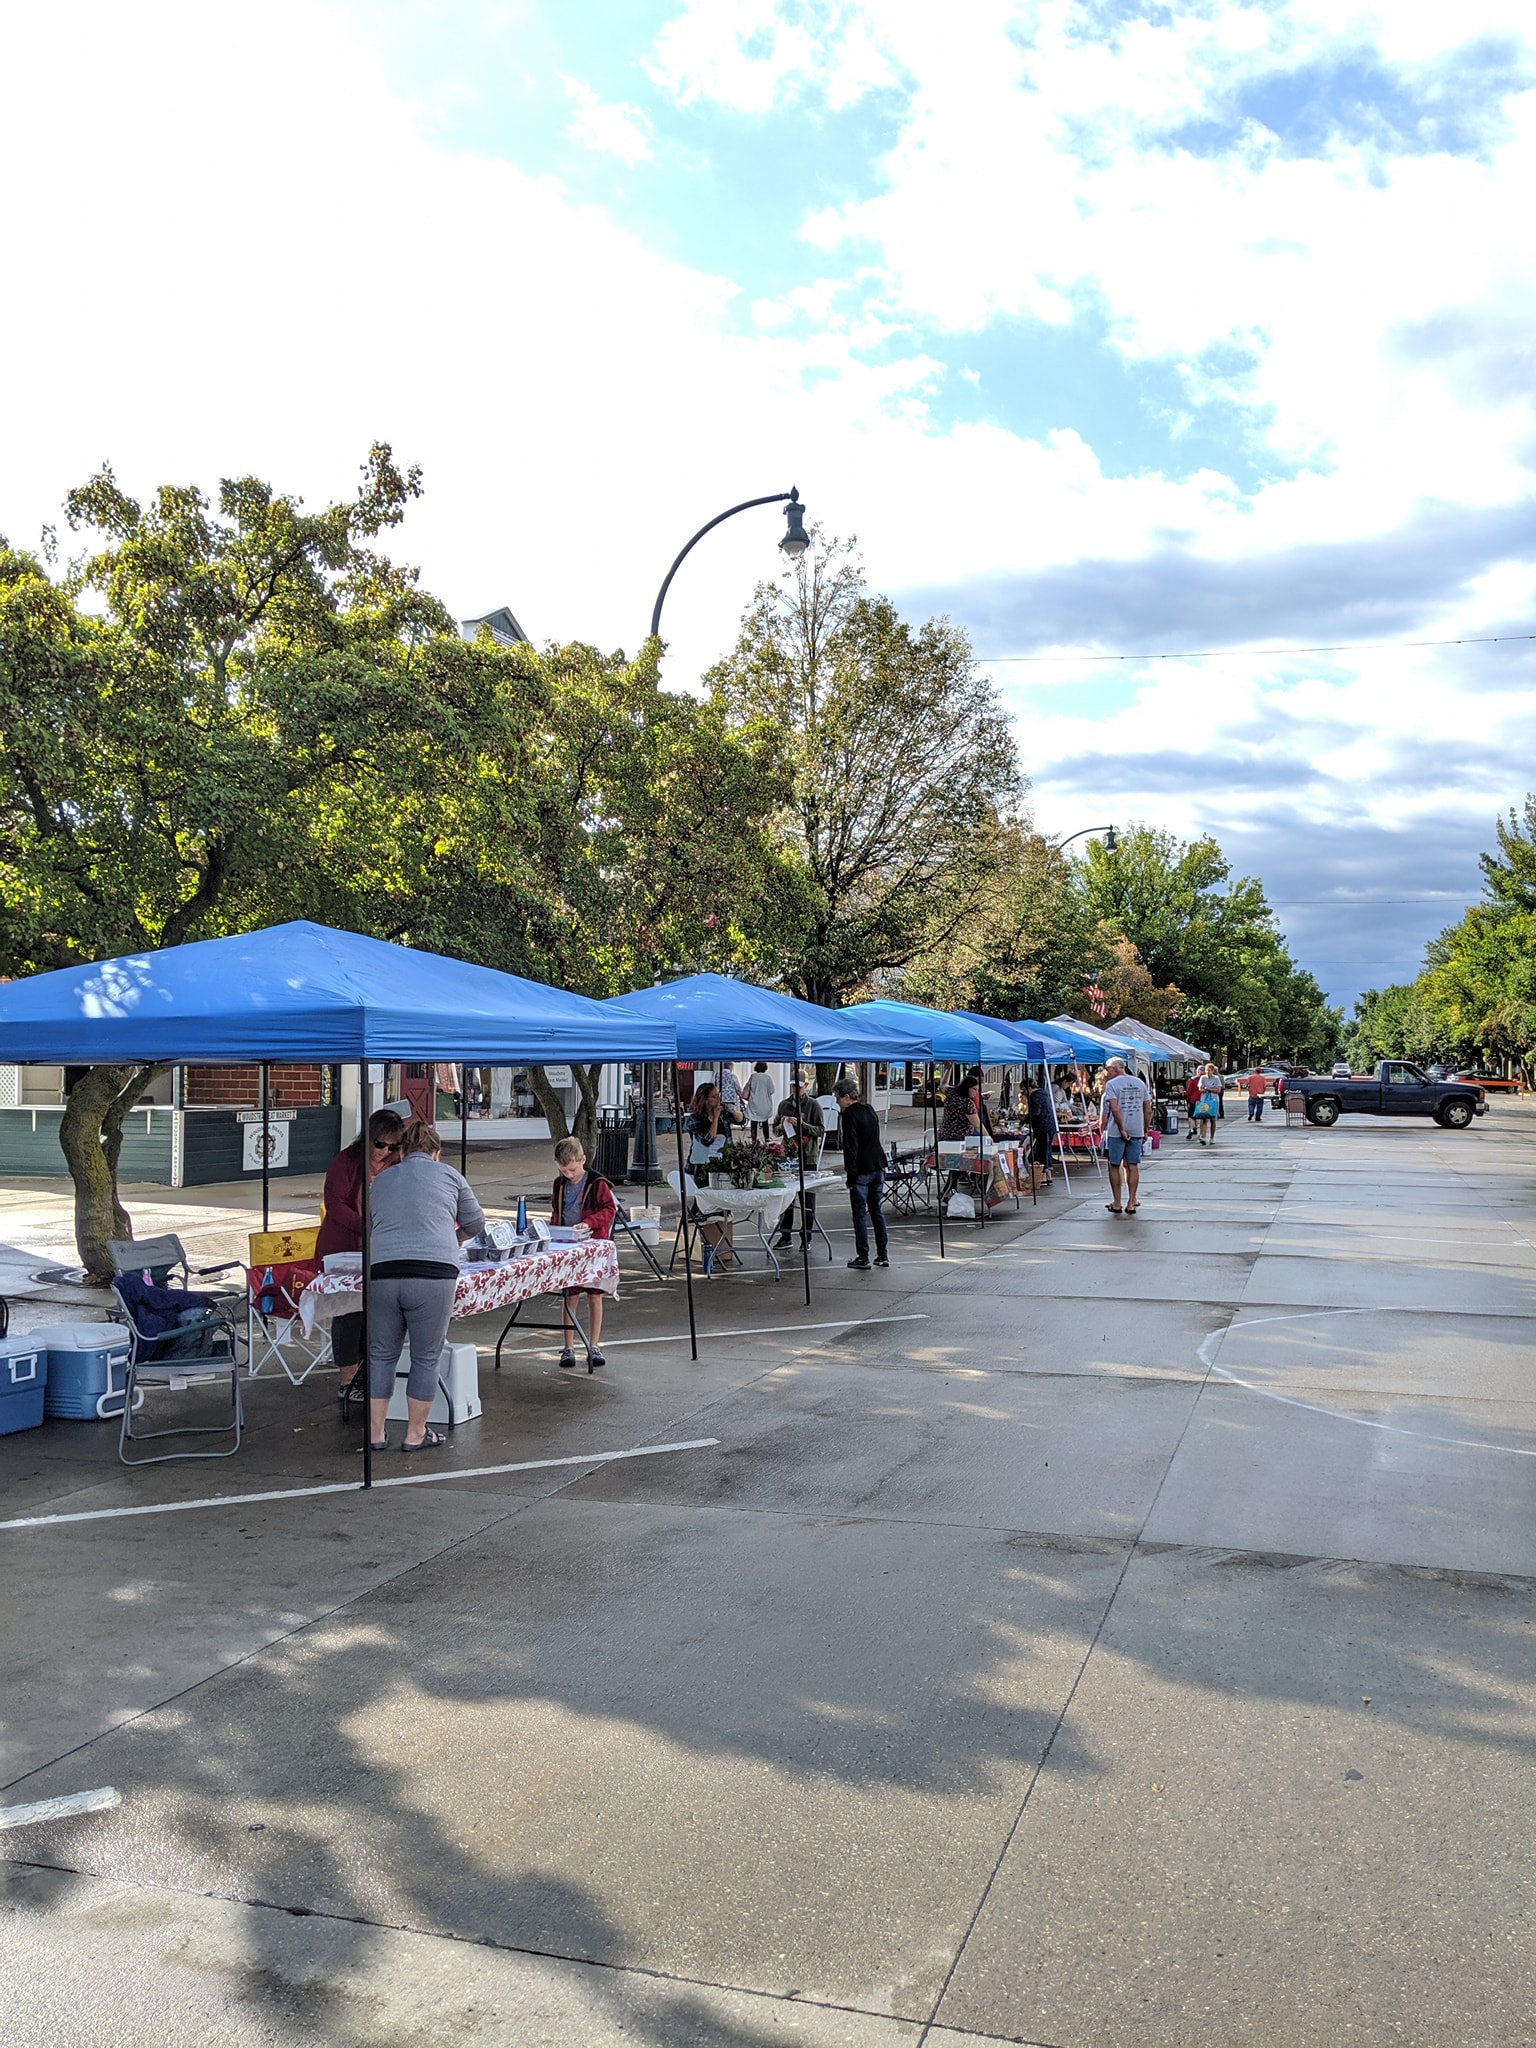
[106,1237,244,1465]
[612,1196,666,1281]
[882,1143,934,1218]
[247,1264,332,1384]
[665,1170,741,1277]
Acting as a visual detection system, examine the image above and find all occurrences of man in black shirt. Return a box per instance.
[833,1077,889,1269]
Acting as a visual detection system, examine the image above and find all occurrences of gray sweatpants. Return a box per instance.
[367,1275,455,1402]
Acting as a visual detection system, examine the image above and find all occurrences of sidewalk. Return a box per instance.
[1,1107,1531,2045]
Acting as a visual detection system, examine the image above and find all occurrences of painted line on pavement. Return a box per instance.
[1198,1311,1536,1457]
[0,1786,120,1830]
[499,1312,930,1353]
[0,1439,722,1533]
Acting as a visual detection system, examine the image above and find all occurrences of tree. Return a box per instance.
[0,447,489,1273]
[708,543,1025,1007]
[1078,825,1341,1062]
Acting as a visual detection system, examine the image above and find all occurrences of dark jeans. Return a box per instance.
[849,1171,888,1261]
[1247,1097,1264,1121]
[774,1191,817,1242]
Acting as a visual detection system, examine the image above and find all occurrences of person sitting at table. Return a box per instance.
[772,1072,825,1251]
[317,1107,406,1419]
[367,1122,484,1455]
[685,1082,737,1266]
[550,1136,616,1369]
[939,1071,993,1142]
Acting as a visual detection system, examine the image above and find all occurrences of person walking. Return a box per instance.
[772,1072,825,1252]
[1184,1070,1201,1139]
[1192,1062,1223,1145]
[367,1123,485,1454]
[316,1107,406,1418]
[834,1076,889,1269]
[1026,1075,1056,1187]
[1099,1056,1152,1215]
[744,1060,778,1143]
[1245,1066,1269,1122]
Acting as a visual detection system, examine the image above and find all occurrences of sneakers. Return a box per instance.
[558,1349,577,1369]
[848,1256,870,1270]
[874,1254,889,1268]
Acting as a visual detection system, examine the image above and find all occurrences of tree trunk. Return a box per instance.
[526,1063,605,1159]
[58,1063,163,1279]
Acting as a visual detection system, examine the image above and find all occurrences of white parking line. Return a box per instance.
[0,1786,120,1829]
[0,1439,722,1533]
[500,1312,931,1353]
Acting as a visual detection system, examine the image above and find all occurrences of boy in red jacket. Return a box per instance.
[550,1136,617,1368]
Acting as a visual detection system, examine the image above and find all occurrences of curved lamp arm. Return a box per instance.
[650,489,805,642]
[1054,824,1117,853]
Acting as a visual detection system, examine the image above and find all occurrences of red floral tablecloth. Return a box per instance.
[298,1241,621,1335]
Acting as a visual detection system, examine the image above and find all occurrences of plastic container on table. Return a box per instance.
[30,1322,133,1421]
[0,1332,48,1435]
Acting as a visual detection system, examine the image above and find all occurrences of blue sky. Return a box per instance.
[3,0,1535,1012]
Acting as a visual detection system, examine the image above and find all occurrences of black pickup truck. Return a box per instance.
[1286,1061,1487,1129]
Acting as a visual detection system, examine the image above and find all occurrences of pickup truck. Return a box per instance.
[1285,1062,1487,1130]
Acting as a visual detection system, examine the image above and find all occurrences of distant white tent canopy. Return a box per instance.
[460,605,529,647]
[1115,1018,1211,1063]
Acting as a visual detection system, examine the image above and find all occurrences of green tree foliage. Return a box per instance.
[0,452,789,1267]
[1356,798,1536,1076]
[708,544,1025,1007]
[1077,825,1342,1062]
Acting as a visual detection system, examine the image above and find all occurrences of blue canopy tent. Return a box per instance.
[606,974,935,1293]
[953,1012,1078,1063]
[0,922,688,1480]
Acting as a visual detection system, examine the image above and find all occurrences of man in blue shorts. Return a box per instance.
[1099,1056,1152,1215]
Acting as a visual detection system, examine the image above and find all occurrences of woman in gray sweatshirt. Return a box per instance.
[367,1123,485,1452]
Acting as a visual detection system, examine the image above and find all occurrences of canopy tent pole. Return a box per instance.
[260,1060,271,1232]
[670,1061,698,1360]
[360,1062,373,1491]
[642,1063,652,1203]
[1024,1065,1037,1206]
[1049,1070,1072,1193]
[460,1062,469,1176]
[931,1071,945,1259]
[797,1069,811,1307]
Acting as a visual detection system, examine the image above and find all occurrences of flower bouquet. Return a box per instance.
[717,1138,788,1190]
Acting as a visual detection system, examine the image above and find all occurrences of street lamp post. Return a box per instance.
[631,489,811,1181]
[650,488,809,644]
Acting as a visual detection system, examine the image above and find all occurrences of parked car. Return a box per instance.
[1330,1061,1351,1078]
[1454,1071,1524,1094]
[1286,1061,1487,1129]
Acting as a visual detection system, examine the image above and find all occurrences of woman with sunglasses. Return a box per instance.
[317,1108,406,1416]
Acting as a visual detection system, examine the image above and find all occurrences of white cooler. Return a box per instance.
[386,1341,482,1427]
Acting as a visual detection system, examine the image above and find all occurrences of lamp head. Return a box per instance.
[1104,824,1118,852]
[780,487,809,560]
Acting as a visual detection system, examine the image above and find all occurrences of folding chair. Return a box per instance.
[612,1197,666,1281]
[106,1236,246,1364]
[107,1240,243,1465]
[882,1143,933,1218]
[665,1170,741,1276]
[247,1265,332,1384]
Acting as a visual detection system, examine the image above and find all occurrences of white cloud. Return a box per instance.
[561,76,654,165]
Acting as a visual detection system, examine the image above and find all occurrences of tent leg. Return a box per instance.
[670,1062,697,1360]
[1027,1065,1038,1206]
[931,1080,945,1259]
[460,1061,469,1176]
[360,1063,373,1491]
[797,1083,811,1308]
[260,1061,271,1232]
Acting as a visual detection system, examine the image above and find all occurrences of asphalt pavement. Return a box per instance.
[1,1104,1532,2045]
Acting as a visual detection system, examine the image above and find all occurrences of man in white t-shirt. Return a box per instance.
[1099,1056,1152,1215]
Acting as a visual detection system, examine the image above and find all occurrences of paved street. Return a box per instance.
[2,1106,1533,2046]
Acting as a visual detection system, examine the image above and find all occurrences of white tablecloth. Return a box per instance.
[692,1170,841,1226]
[298,1241,621,1334]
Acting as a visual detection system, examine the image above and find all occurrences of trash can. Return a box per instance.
[0,1333,47,1435]
[596,1110,632,1182]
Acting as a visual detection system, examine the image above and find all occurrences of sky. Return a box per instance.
[3,0,1534,1014]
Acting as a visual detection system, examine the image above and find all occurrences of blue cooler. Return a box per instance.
[33,1322,133,1420]
[0,1333,48,1435]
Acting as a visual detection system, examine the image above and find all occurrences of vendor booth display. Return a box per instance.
[608,974,933,1294]
[0,921,682,1486]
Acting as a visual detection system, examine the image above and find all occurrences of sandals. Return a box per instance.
[1105,1204,1123,1215]
[1126,1203,1139,1214]
[401,1427,446,1454]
